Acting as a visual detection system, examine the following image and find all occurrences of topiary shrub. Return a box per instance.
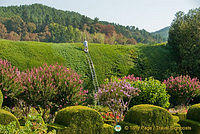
[54,105,105,134]
[179,119,200,134]
[187,103,200,123]
[124,104,174,127]
[0,90,3,108]
[100,124,114,134]
[120,104,182,134]
[130,77,170,108]
[0,109,20,128]
[172,113,187,121]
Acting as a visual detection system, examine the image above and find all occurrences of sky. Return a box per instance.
[0,0,199,32]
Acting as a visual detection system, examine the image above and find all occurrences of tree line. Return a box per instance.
[0,4,164,44]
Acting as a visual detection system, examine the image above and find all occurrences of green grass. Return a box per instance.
[0,39,176,90]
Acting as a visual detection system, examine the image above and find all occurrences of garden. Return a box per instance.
[1,6,200,134]
[0,58,199,134]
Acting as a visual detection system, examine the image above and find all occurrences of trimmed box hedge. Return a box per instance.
[0,109,20,128]
[124,104,174,127]
[120,104,182,134]
[187,103,200,123]
[54,105,113,134]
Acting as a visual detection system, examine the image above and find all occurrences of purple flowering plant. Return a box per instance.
[95,76,140,123]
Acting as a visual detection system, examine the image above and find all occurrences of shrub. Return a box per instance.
[100,124,114,134]
[20,63,88,119]
[0,59,22,107]
[54,106,105,134]
[179,119,200,134]
[121,104,183,134]
[131,77,170,108]
[124,104,174,127]
[0,109,20,128]
[95,77,140,123]
[163,75,200,106]
[0,90,2,108]
[187,103,200,123]
[172,113,187,121]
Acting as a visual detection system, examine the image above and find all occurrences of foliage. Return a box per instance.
[124,104,175,127]
[163,75,200,106]
[0,59,22,107]
[0,114,52,134]
[130,77,170,108]
[95,77,140,123]
[168,8,200,79]
[0,90,2,108]
[187,103,200,123]
[100,124,114,134]
[0,39,176,89]
[54,106,105,134]
[0,4,164,44]
[17,63,87,119]
[179,119,200,134]
[0,109,20,128]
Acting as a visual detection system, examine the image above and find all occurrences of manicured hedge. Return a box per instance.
[0,109,20,128]
[100,124,114,134]
[0,90,3,108]
[54,105,110,134]
[172,113,187,121]
[187,103,200,123]
[124,104,174,127]
[179,119,200,134]
[120,104,182,134]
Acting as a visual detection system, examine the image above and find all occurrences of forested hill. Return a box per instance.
[0,4,164,44]
[152,26,170,42]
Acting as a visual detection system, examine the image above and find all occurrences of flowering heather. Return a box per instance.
[163,75,200,106]
[95,78,140,123]
[0,59,22,106]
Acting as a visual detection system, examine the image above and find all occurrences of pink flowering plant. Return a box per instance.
[20,63,88,119]
[0,59,22,107]
[163,75,200,106]
[95,77,140,123]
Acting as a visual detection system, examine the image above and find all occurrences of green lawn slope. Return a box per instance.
[0,39,176,90]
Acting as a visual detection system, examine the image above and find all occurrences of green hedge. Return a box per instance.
[124,104,174,127]
[54,105,109,134]
[100,124,114,134]
[0,109,20,128]
[172,113,187,121]
[187,103,200,123]
[118,121,182,134]
[0,90,3,108]
[179,119,200,134]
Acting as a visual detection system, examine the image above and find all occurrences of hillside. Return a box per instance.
[0,39,176,91]
[152,26,170,42]
[0,4,164,44]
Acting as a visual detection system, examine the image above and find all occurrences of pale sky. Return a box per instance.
[0,0,199,32]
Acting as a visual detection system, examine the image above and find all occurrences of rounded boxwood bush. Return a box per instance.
[124,104,174,127]
[187,103,200,123]
[54,106,104,134]
[0,109,20,128]
[0,90,3,108]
